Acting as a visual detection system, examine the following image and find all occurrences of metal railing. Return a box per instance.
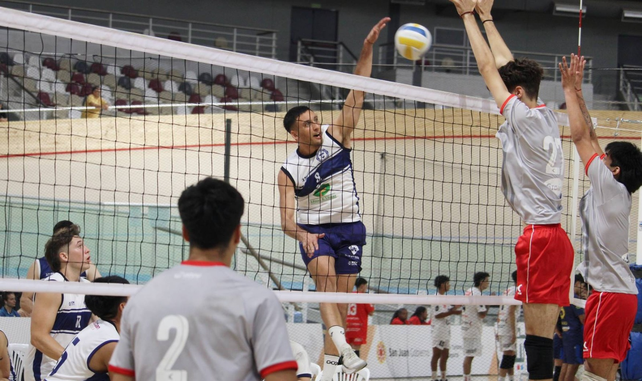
[619,66,642,111]
[377,42,593,84]
[0,0,277,58]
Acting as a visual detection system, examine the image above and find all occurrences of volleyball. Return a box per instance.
[394,23,432,61]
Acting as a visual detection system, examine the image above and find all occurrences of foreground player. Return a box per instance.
[496,271,519,381]
[430,275,461,381]
[25,224,93,381]
[560,54,641,381]
[462,272,490,381]
[345,277,374,358]
[449,0,574,379]
[46,276,129,381]
[109,177,297,381]
[278,17,389,377]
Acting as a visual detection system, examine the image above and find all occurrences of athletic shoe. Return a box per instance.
[341,347,367,373]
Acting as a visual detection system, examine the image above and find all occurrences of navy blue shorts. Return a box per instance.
[553,334,563,359]
[297,221,366,275]
[562,339,584,365]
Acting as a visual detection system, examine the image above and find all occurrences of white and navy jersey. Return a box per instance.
[25,273,92,381]
[430,298,453,341]
[461,287,487,339]
[37,257,53,279]
[281,125,360,225]
[109,261,297,381]
[45,319,119,381]
[496,95,564,225]
[579,154,638,294]
[496,286,520,336]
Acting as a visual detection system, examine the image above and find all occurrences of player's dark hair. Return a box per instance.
[390,308,407,324]
[44,224,81,272]
[605,142,642,194]
[2,292,14,302]
[498,58,544,100]
[473,271,490,287]
[53,220,74,234]
[283,106,311,133]
[574,273,585,284]
[178,177,245,251]
[434,275,450,289]
[85,276,129,321]
[411,306,427,321]
[355,277,368,288]
[511,270,517,283]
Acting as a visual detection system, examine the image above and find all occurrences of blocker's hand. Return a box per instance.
[365,17,391,45]
[475,0,494,20]
[449,0,476,16]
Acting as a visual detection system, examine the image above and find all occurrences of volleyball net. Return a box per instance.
[0,7,641,305]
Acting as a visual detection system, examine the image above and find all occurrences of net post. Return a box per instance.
[224,118,232,183]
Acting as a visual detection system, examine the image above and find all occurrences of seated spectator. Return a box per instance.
[82,86,109,118]
[0,292,20,317]
[408,306,429,325]
[390,308,409,325]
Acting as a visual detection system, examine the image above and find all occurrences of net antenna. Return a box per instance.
[577,0,583,56]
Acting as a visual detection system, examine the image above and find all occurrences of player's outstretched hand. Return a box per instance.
[559,54,584,92]
[475,0,495,20]
[302,232,325,257]
[449,0,476,16]
[365,17,391,45]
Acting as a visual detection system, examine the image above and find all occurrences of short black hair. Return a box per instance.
[355,277,368,288]
[92,86,100,92]
[283,106,311,133]
[178,177,245,250]
[605,142,642,194]
[574,273,585,284]
[434,275,450,289]
[511,270,517,283]
[53,220,74,234]
[85,276,129,321]
[473,271,490,287]
[45,224,81,272]
[498,58,544,100]
[2,292,14,302]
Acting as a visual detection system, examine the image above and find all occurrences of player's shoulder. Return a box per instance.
[45,272,65,282]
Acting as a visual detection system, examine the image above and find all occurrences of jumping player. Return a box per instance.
[46,276,129,381]
[560,54,641,381]
[278,17,389,377]
[496,271,520,381]
[345,277,374,358]
[109,177,297,381]
[462,272,490,381]
[449,0,575,379]
[430,275,461,381]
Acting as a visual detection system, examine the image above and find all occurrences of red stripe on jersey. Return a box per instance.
[600,153,606,160]
[108,365,135,377]
[585,153,599,175]
[535,104,546,108]
[260,361,299,378]
[500,94,515,115]
[181,260,226,267]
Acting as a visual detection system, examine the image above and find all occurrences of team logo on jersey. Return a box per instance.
[348,245,360,255]
[376,341,387,363]
[313,184,331,197]
[516,284,523,295]
[316,148,330,162]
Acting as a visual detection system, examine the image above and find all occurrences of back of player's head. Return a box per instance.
[85,276,129,321]
[411,306,427,318]
[283,106,311,133]
[45,224,81,272]
[511,270,517,283]
[498,59,544,100]
[434,275,450,289]
[355,277,368,288]
[605,142,642,194]
[178,177,245,250]
[473,271,490,287]
[53,220,74,234]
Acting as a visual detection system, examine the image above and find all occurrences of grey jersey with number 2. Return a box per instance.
[496,95,564,225]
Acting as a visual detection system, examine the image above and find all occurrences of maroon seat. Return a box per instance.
[220,96,237,111]
[80,83,93,97]
[71,72,85,84]
[168,31,183,42]
[214,74,228,86]
[90,62,107,76]
[224,86,238,100]
[188,93,202,104]
[114,99,132,114]
[271,89,284,102]
[260,78,275,91]
[131,100,148,115]
[0,63,8,75]
[191,106,205,114]
[37,91,56,107]
[148,78,164,93]
[66,82,80,95]
[121,65,138,79]
[42,57,59,71]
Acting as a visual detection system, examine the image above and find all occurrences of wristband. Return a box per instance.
[460,10,475,17]
[482,19,493,24]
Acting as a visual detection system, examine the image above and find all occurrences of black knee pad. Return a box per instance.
[500,354,517,370]
[524,335,554,380]
[553,365,562,381]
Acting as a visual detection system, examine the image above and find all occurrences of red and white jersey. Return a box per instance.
[345,295,374,337]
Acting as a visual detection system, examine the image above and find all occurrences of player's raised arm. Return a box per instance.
[560,54,598,167]
[330,17,389,147]
[450,0,510,109]
[572,56,603,157]
[476,0,513,68]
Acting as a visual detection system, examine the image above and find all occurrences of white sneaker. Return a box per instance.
[341,348,367,374]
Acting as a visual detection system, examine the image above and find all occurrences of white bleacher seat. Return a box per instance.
[8,343,28,381]
[105,64,119,76]
[37,80,52,93]
[175,105,189,115]
[203,94,218,107]
[27,56,40,68]
[69,109,82,119]
[12,53,25,65]
[163,80,179,93]
[41,68,56,82]
[144,88,158,103]
[52,80,66,94]
[184,70,198,84]
[25,66,40,80]
[248,75,261,89]
[230,74,248,88]
[133,77,148,91]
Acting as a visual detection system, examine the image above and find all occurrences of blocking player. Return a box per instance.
[20,220,101,317]
[430,275,461,381]
[496,271,520,381]
[449,0,575,379]
[25,224,93,381]
[278,17,389,377]
[109,177,297,381]
[345,277,374,358]
[560,54,641,381]
[461,272,490,381]
[46,276,129,381]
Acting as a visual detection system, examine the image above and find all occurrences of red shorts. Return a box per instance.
[345,324,367,345]
[514,224,574,306]
[583,292,637,363]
